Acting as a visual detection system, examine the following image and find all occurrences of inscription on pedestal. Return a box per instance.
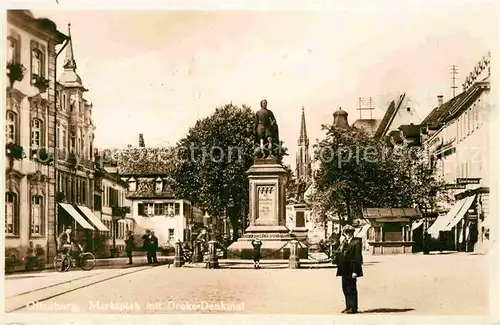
[257,185,274,222]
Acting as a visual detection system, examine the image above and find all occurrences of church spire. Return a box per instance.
[298,106,308,146]
[296,106,312,182]
[63,23,77,71]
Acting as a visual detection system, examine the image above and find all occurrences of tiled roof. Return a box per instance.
[363,207,421,218]
[373,93,406,140]
[101,147,177,176]
[420,83,486,129]
[352,119,382,137]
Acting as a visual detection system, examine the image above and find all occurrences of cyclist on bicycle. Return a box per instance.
[58,226,81,267]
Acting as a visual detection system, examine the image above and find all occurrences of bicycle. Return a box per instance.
[53,245,96,272]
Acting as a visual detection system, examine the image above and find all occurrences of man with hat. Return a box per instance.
[336,224,363,314]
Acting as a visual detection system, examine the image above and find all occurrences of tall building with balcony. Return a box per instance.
[5,10,67,264]
[53,24,108,254]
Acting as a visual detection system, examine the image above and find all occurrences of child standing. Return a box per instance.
[251,238,262,269]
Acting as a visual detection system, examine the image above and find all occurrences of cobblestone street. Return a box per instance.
[6,252,489,315]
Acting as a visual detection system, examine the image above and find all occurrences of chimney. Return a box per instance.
[437,95,443,106]
[139,134,145,147]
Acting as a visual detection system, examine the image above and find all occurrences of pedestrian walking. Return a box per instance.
[142,230,153,264]
[251,238,262,269]
[25,241,40,271]
[336,225,363,314]
[125,231,135,265]
[151,231,159,263]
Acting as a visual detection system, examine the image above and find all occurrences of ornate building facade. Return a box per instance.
[5,10,67,263]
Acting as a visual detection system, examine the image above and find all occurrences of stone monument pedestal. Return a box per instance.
[228,158,306,259]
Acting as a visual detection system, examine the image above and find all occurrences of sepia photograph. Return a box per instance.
[2,1,498,322]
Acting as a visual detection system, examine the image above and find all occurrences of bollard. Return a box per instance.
[207,240,219,269]
[193,240,202,263]
[288,240,300,269]
[174,240,183,267]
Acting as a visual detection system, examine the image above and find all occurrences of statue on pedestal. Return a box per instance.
[296,179,307,203]
[254,99,280,159]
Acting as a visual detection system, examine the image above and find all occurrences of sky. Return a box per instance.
[31,1,497,168]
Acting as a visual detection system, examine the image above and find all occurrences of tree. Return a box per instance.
[172,103,288,241]
[311,124,447,226]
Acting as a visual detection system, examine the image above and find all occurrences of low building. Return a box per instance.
[421,52,492,254]
[101,135,205,247]
[92,164,132,257]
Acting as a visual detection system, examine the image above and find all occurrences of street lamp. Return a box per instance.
[227,196,234,237]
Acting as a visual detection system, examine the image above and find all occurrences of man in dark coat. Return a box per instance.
[336,225,363,314]
[150,231,159,264]
[125,231,135,265]
[142,230,153,264]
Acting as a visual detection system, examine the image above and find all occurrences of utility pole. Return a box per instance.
[450,65,459,97]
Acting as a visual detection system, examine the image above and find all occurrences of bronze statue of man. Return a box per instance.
[254,99,280,158]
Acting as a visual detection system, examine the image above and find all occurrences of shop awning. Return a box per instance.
[77,205,110,232]
[443,195,476,231]
[427,196,473,237]
[59,203,94,230]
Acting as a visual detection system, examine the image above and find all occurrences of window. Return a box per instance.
[31,49,42,79]
[7,36,20,63]
[63,94,67,111]
[475,105,480,128]
[6,111,17,144]
[154,203,163,215]
[175,203,180,215]
[62,129,67,151]
[31,196,43,236]
[144,203,154,215]
[70,131,76,151]
[168,229,175,241]
[5,192,18,235]
[163,203,174,216]
[31,118,43,149]
[470,108,475,133]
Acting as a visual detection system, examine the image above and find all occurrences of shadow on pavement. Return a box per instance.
[360,308,414,313]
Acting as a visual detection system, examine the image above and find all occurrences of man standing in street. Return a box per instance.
[142,230,153,264]
[151,231,159,264]
[336,225,363,314]
[125,231,135,265]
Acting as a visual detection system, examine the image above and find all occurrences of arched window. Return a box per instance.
[6,111,17,144]
[31,118,43,149]
[31,195,43,236]
[31,49,42,78]
[5,192,18,235]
